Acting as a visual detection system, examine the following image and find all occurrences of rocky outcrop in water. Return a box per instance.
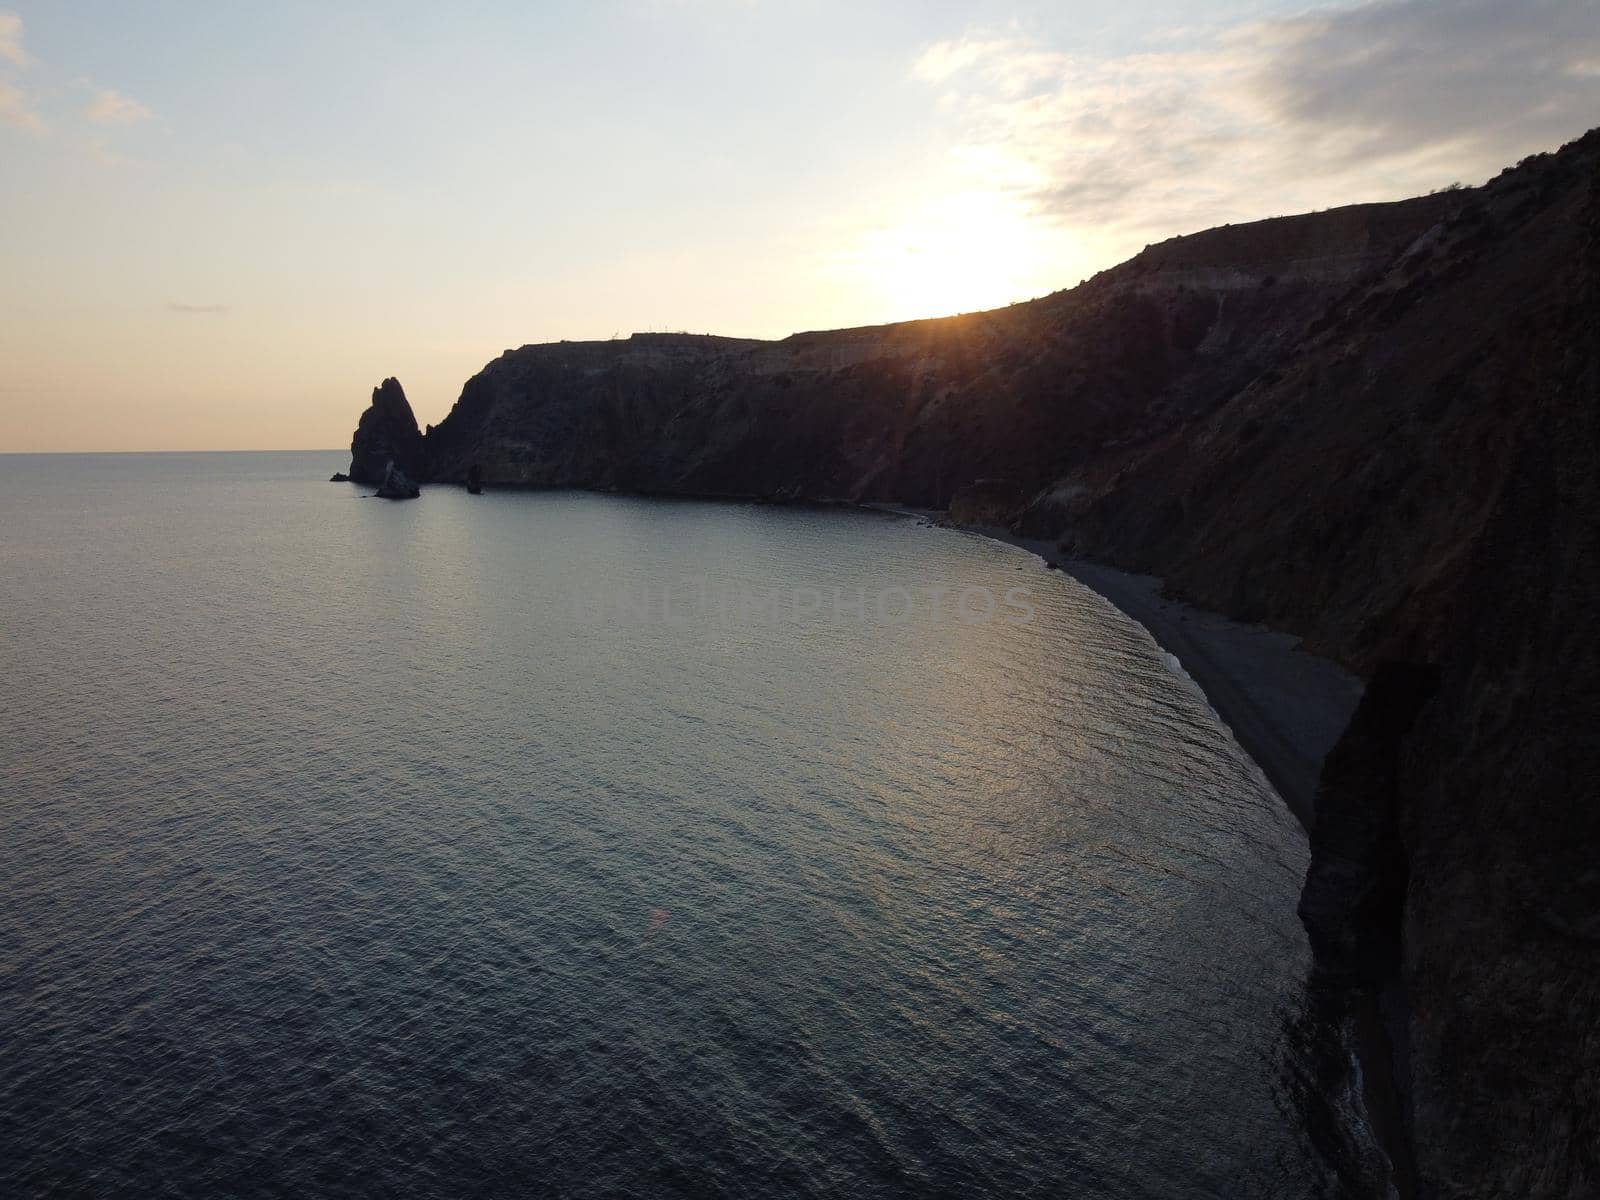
[348,128,1600,1197]
[349,378,424,486]
[373,461,420,500]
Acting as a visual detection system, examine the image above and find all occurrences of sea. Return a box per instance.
[0,451,1378,1197]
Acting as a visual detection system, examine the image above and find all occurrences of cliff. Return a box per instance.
[1390,160,1600,1195]
[1029,138,1599,674]
[1300,145,1600,1193]
[348,129,1600,1196]
[348,378,424,486]
[371,195,1458,516]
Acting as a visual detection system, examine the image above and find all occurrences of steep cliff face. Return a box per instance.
[1391,152,1600,1196]
[358,194,1455,510]
[1296,146,1600,1196]
[348,378,424,485]
[1032,136,1599,675]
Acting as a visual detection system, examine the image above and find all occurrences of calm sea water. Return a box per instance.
[1,452,1368,1197]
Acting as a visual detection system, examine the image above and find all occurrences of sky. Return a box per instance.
[2,0,1597,451]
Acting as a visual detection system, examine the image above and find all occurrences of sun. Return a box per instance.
[843,190,1049,321]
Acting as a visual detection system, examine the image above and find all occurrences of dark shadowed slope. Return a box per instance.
[1035,134,1599,674]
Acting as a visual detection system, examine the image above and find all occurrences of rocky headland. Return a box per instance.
[348,377,425,487]
[348,129,1600,1197]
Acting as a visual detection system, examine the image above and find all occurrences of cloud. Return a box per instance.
[0,80,41,132]
[0,11,27,67]
[168,303,229,315]
[912,38,1018,84]
[1251,0,1600,167]
[87,88,152,125]
[913,0,1600,249]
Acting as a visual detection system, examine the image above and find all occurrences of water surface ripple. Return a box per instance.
[1,453,1349,1197]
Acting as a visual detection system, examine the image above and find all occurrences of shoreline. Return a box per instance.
[870,506,1364,832]
[869,505,1415,1194]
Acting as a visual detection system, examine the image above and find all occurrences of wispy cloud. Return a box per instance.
[0,11,27,68]
[911,38,1018,85]
[0,10,38,133]
[914,0,1600,249]
[87,87,152,125]
[0,79,41,132]
[167,303,229,315]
